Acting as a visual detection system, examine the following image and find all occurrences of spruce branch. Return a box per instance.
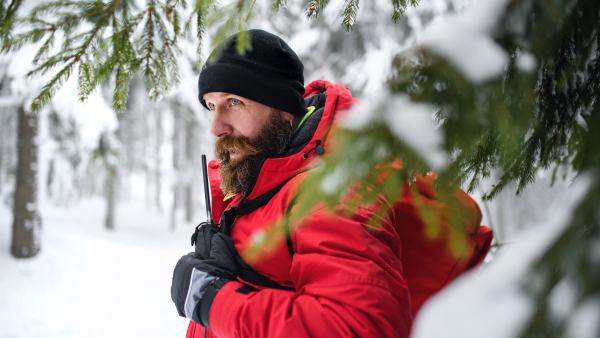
[206,0,253,63]
[33,33,56,64]
[271,0,288,12]
[390,0,419,24]
[29,1,96,18]
[341,0,359,32]
[138,0,176,99]
[3,0,423,113]
[1,0,23,39]
[289,2,599,296]
[6,0,125,112]
[192,0,215,65]
[305,0,330,19]
[2,0,187,111]
[110,6,136,111]
[30,59,77,112]
[77,58,92,101]
[1,28,47,52]
[3,0,426,113]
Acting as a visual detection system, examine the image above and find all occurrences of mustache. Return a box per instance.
[214,135,261,161]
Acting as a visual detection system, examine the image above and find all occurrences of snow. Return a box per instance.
[566,296,600,338]
[382,95,447,170]
[320,166,350,196]
[548,278,578,322]
[343,38,397,95]
[4,44,43,101]
[472,167,574,244]
[411,173,592,338]
[516,51,538,73]
[576,111,589,131]
[341,92,448,170]
[52,77,119,150]
[421,0,510,83]
[0,96,21,107]
[341,99,377,131]
[0,198,193,338]
[287,29,322,57]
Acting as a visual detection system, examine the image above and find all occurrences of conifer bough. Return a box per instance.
[1,0,420,113]
[288,1,599,337]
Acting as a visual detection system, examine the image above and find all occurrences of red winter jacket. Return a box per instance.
[187,80,413,338]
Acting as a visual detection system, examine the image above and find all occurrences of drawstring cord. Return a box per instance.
[303,140,324,158]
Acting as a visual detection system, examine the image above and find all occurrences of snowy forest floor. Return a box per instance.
[0,198,193,338]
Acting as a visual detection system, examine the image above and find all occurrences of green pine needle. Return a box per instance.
[341,0,359,32]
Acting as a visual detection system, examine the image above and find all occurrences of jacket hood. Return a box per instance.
[208,80,356,216]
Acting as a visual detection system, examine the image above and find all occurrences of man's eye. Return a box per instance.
[231,99,241,106]
[208,103,216,110]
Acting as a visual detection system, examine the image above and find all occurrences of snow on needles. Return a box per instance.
[342,91,448,170]
[382,96,447,170]
[421,0,511,83]
[411,173,592,338]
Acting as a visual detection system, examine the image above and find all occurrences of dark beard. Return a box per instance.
[215,111,294,196]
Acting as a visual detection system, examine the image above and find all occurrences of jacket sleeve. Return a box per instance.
[207,208,413,338]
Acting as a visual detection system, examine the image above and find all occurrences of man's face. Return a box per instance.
[203,92,295,196]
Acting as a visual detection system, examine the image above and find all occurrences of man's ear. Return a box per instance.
[279,110,301,127]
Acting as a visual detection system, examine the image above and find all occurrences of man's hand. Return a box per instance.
[192,222,221,260]
[171,230,238,327]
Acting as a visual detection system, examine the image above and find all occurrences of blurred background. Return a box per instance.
[0,0,576,337]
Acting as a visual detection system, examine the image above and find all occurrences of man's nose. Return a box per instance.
[210,109,233,138]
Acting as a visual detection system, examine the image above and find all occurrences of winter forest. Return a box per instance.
[1,0,599,336]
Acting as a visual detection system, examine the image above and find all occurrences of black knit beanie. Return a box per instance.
[198,29,307,117]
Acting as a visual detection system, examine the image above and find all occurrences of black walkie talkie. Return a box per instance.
[191,154,215,246]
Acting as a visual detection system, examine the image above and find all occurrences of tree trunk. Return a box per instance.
[171,107,181,231]
[105,165,117,229]
[185,184,193,222]
[46,159,54,198]
[11,106,41,258]
[155,108,162,212]
[0,109,4,194]
[170,184,177,231]
[185,116,194,223]
[0,111,4,194]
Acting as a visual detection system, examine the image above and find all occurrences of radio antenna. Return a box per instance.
[202,155,213,225]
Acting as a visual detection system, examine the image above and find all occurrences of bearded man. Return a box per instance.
[171,29,412,338]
